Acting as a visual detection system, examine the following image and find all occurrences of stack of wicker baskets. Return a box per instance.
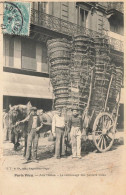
[47,36,95,112]
[68,35,95,112]
[47,36,123,116]
[47,38,71,110]
[89,37,111,115]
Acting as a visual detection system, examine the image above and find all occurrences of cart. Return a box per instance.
[84,70,121,153]
[47,37,123,153]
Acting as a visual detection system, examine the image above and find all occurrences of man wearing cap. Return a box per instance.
[52,109,66,159]
[68,107,83,159]
[17,107,43,163]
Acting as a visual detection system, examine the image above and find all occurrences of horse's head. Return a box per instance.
[10,108,18,117]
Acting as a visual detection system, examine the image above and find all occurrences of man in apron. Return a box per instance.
[52,108,66,159]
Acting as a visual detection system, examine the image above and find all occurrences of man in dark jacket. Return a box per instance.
[9,109,22,150]
[68,107,83,159]
[17,107,43,163]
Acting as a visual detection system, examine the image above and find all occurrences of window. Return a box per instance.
[3,35,14,67]
[39,2,47,13]
[32,2,47,24]
[32,2,47,12]
[77,4,89,27]
[21,39,37,71]
[79,8,88,27]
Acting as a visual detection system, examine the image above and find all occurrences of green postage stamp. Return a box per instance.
[3,2,31,36]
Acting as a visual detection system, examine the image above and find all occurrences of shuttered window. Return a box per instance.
[79,8,88,27]
[21,39,37,71]
[77,4,89,27]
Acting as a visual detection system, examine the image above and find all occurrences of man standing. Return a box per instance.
[17,107,43,163]
[68,107,83,159]
[9,109,21,149]
[83,107,94,136]
[3,109,9,141]
[52,109,66,159]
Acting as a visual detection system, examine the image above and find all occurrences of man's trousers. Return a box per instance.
[3,126,9,141]
[26,129,39,160]
[70,127,81,157]
[55,127,65,158]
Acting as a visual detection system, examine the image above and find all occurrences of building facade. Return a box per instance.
[3,2,124,127]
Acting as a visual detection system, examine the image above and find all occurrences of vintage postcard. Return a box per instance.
[0,1,125,194]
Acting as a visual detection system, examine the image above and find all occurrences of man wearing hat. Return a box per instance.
[17,107,43,163]
[52,108,66,159]
[68,107,83,158]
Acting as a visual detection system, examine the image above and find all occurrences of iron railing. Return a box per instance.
[109,37,124,52]
[31,8,124,52]
[31,9,104,38]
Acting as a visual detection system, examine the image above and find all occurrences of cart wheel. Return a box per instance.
[93,112,115,152]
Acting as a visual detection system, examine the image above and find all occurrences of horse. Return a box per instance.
[8,103,55,155]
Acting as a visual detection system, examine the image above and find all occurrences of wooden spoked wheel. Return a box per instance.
[92,112,115,152]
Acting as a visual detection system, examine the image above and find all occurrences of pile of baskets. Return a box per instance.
[47,36,123,115]
[47,36,95,112]
[89,37,111,115]
[47,38,71,110]
[68,35,95,111]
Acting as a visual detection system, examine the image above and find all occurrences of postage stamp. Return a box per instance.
[2,2,31,36]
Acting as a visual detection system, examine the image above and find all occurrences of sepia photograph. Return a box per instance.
[0,1,125,194]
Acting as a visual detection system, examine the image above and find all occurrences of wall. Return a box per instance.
[87,10,97,31]
[61,2,69,20]
[31,2,123,37]
[52,2,61,18]
[68,2,77,24]
[51,2,109,33]
[50,2,77,24]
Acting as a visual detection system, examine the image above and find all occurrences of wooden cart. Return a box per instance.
[85,71,121,152]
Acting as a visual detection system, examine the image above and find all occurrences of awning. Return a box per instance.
[3,72,124,104]
[3,72,54,99]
